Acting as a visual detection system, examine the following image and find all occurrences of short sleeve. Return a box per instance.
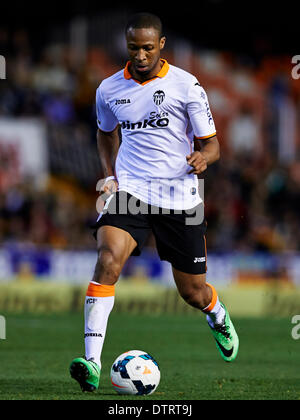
[186,80,217,140]
[96,85,119,132]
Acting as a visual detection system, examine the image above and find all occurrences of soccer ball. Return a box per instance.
[110,350,160,395]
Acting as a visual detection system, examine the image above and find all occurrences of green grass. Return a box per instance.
[0,312,299,400]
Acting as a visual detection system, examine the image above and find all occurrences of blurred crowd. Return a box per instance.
[1,26,300,253]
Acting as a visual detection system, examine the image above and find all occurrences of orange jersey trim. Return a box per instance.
[124,59,169,85]
[86,282,115,297]
[194,132,217,140]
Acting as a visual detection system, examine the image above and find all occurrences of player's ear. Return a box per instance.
[160,36,166,50]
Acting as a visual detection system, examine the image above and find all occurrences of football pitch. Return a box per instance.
[0,312,299,400]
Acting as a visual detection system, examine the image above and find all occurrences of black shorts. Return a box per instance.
[92,191,207,275]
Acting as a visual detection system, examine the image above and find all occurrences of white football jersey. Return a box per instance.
[96,59,216,210]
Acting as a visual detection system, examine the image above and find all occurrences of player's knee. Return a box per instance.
[93,248,122,285]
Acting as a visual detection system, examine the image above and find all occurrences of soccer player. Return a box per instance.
[70,13,239,392]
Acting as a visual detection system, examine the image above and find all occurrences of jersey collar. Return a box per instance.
[124,59,169,85]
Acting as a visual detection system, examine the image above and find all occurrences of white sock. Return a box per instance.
[84,281,115,369]
[202,283,226,328]
[205,296,226,328]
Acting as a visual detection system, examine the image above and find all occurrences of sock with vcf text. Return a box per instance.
[84,281,115,369]
[201,283,226,328]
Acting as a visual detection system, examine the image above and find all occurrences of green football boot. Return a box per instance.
[69,357,101,392]
[208,302,239,362]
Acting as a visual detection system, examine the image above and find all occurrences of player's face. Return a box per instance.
[126,27,166,80]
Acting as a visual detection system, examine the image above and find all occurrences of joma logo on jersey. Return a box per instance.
[115,99,131,105]
[121,111,169,130]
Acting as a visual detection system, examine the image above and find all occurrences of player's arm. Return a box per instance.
[97,127,120,195]
[97,127,120,178]
[186,80,220,175]
[95,84,120,196]
[187,136,220,175]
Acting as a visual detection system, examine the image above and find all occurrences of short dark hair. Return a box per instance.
[125,13,163,38]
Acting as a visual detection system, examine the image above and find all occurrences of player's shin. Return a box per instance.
[84,281,115,368]
[201,283,225,328]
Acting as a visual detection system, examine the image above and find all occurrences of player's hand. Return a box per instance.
[96,178,118,214]
[186,151,208,174]
[100,178,118,200]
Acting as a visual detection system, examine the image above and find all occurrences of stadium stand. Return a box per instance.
[0,23,300,257]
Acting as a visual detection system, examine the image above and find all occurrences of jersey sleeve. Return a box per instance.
[96,85,119,132]
[186,80,217,140]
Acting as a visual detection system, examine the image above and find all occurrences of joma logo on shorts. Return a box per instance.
[194,257,206,263]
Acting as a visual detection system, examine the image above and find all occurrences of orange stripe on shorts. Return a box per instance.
[86,282,115,297]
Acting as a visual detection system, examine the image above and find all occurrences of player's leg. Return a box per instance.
[172,268,239,362]
[70,225,137,391]
[171,269,224,322]
[151,204,238,362]
[85,226,137,363]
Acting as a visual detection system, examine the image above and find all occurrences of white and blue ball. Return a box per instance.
[110,350,160,395]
